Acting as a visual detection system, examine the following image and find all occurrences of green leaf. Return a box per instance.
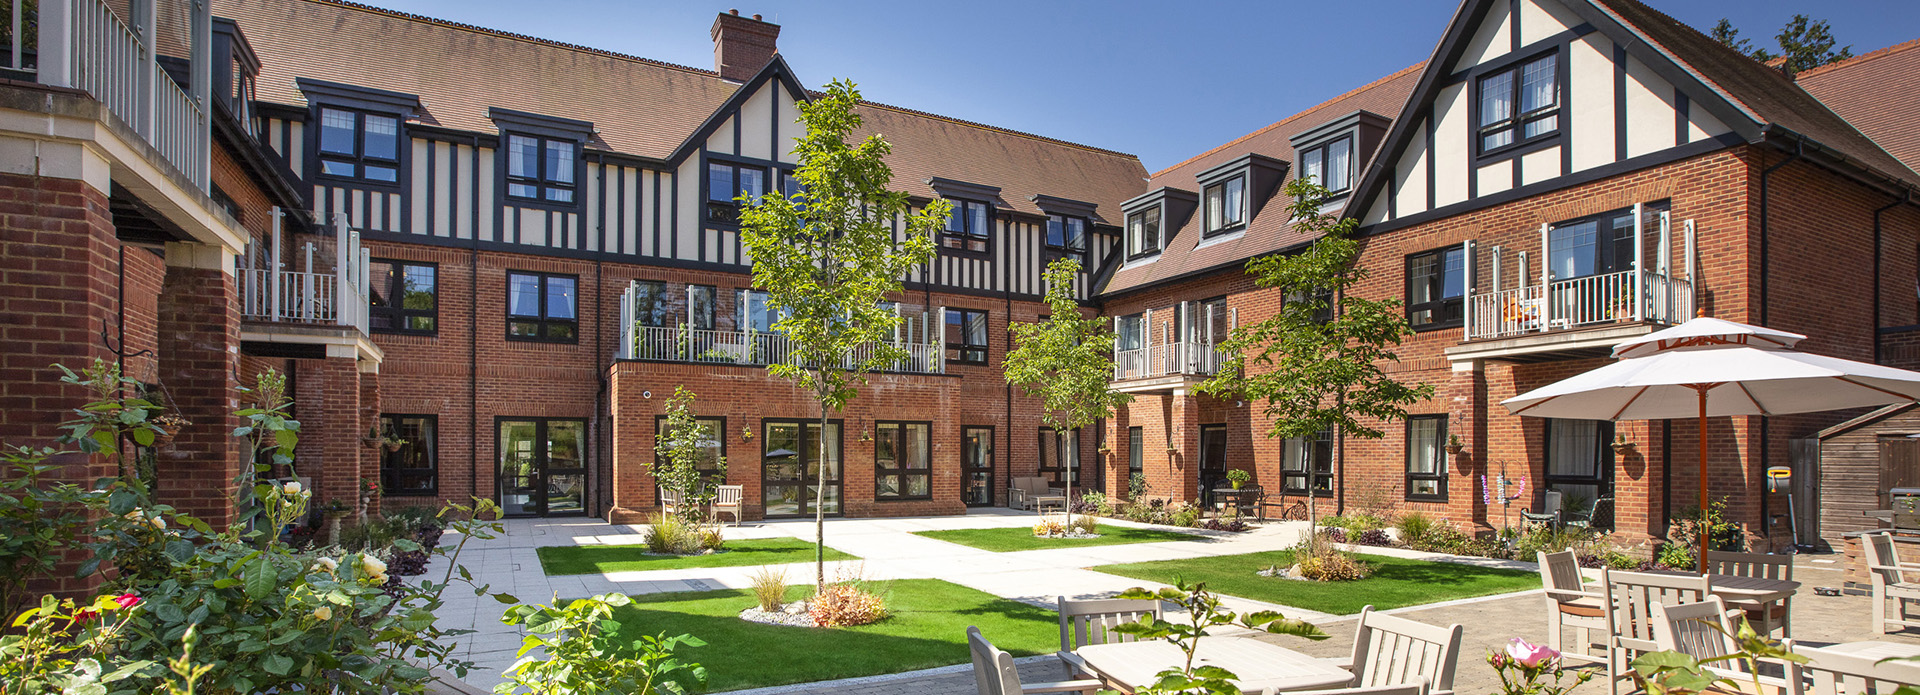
[245,557,276,600]
[262,653,294,675]
[131,427,155,446]
[493,593,520,604]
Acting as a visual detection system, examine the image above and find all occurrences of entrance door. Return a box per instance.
[1199,424,1228,503]
[498,418,588,517]
[962,426,994,506]
[762,420,842,518]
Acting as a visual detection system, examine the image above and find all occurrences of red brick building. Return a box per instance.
[4,0,1918,552]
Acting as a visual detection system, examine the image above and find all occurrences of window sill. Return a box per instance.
[874,496,935,502]
[1404,494,1449,504]
[1475,132,1563,166]
[503,195,583,213]
[372,328,438,338]
[314,173,403,191]
[1408,320,1463,334]
[383,491,441,498]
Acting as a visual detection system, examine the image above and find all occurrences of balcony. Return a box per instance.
[237,211,371,335]
[615,284,944,374]
[1112,340,1223,393]
[1455,269,1693,362]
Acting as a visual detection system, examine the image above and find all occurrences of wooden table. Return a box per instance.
[1820,640,1920,660]
[1644,571,1801,604]
[1074,637,1354,694]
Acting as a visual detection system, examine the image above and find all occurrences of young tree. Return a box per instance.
[1712,14,1853,75]
[1197,178,1434,535]
[738,80,945,591]
[650,386,726,521]
[1004,257,1133,527]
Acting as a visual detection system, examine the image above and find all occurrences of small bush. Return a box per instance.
[1127,473,1149,501]
[1352,529,1394,547]
[1199,517,1247,532]
[1396,511,1435,545]
[387,549,430,577]
[1170,505,1200,528]
[1655,542,1695,570]
[701,527,726,551]
[1318,527,1348,544]
[1297,549,1374,581]
[1033,519,1067,537]
[1344,513,1387,531]
[810,584,888,627]
[384,504,444,532]
[644,513,704,555]
[1069,515,1098,535]
[749,566,787,611]
[1081,492,1113,516]
[1406,520,1472,553]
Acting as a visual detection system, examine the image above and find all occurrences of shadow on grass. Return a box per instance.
[1090,550,1540,615]
[536,539,857,576]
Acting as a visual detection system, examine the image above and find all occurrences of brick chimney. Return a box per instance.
[711,10,780,82]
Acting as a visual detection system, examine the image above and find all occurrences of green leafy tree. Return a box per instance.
[649,386,727,520]
[738,79,945,590]
[1004,257,1132,527]
[1197,178,1433,535]
[1712,14,1853,75]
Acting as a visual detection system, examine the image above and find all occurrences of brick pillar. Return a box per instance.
[1169,391,1200,502]
[1103,412,1127,499]
[607,362,656,524]
[1449,360,1488,529]
[358,369,381,517]
[154,244,244,527]
[295,356,363,513]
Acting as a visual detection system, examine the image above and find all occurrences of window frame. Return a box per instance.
[1281,427,1333,497]
[874,421,934,501]
[688,284,718,331]
[368,258,438,335]
[503,132,581,207]
[1127,426,1143,474]
[705,159,771,226]
[1474,50,1563,159]
[1406,245,1467,332]
[1296,136,1355,197]
[652,414,728,484]
[1038,426,1082,485]
[379,414,438,496]
[313,106,403,186]
[1405,415,1449,502]
[1045,213,1090,261]
[1543,418,1615,515]
[944,308,990,366]
[1201,176,1248,237]
[1126,206,1162,260]
[962,425,995,507]
[941,197,995,257]
[505,270,580,343]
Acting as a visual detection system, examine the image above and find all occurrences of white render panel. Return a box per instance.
[778,88,802,165]
[1433,83,1470,208]
[433,141,453,237]
[739,84,774,161]
[1688,104,1730,143]
[675,157,699,260]
[287,121,304,175]
[1394,121,1430,217]
[455,144,473,240]
[478,148,496,243]
[1477,159,1514,196]
[1624,54,1677,159]
[1520,0,1581,46]
[707,115,735,155]
[519,207,543,247]
[1570,34,1616,172]
[1363,190,1390,225]
[624,168,641,255]
[1520,146,1561,186]
[585,165,600,252]
[1457,0,1512,72]
[409,139,429,235]
[267,119,284,157]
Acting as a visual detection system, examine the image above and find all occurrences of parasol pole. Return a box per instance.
[1696,384,1711,575]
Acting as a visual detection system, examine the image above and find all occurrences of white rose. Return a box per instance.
[282,481,303,496]
[124,510,143,522]
[312,605,333,621]
[149,516,167,530]
[361,555,387,577]
[315,557,338,573]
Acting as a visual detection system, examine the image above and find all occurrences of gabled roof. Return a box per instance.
[1098,64,1422,296]
[1796,37,1920,176]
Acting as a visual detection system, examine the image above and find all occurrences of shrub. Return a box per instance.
[1352,529,1394,547]
[1344,513,1387,531]
[1296,549,1374,581]
[701,526,726,551]
[1121,503,1155,523]
[1407,520,1472,553]
[809,584,888,627]
[644,513,704,555]
[1199,517,1247,532]
[1127,473,1149,502]
[383,504,444,532]
[1033,519,1067,537]
[1170,507,1200,528]
[749,566,787,611]
[387,549,430,577]
[1081,492,1113,516]
[1655,542,1696,570]
[1318,527,1348,544]
[1069,515,1099,535]
[499,594,707,695]
[1396,511,1435,545]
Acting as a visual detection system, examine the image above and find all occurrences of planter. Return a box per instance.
[1444,444,1466,456]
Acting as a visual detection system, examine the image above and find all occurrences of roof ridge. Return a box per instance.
[1589,0,1770,122]
[845,97,1141,161]
[296,0,722,79]
[1795,35,1920,81]
[1148,61,1425,180]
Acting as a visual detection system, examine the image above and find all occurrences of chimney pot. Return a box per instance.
[711,10,781,82]
[753,13,762,20]
[729,9,739,15]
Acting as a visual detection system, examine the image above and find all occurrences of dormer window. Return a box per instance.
[943,198,992,254]
[1046,214,1087,260]
[1299,137,1352,194]
[1202,177,1246,236]
[506,134,577,203]
[1477,53,1560,154]
[707,161,767,224]
[297,79,419,187]
[1126,207,1161,258]
[317,108,400,183]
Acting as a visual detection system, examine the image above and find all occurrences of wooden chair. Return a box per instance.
[658,486,684,517]
[1055,596,1162,678]
[1787,644,1920,695]
[1335,606,1463,695]
[1009,477,1052,511]
[1538,550,1607,665]
[967,626,1102,695]
[1865,532,1920,634]
[711,485,744,526]
[1652,597,1794,695]
[1706,550,1793,637]
[1605,569,1710,695]
[1262,683,1427,695]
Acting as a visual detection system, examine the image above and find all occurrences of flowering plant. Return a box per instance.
[0,593,150,694]
[1483,465,1527,536]
[1489,638,1592,695]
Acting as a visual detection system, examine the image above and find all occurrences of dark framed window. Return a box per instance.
[630,280,671,328]
[1202,176,1247,235]
[1286,288,1334,325]
[653,414,726,482]
[688,285,717,331]
[380,414,437,496]
[875,421,932,500]
[1046,214,1088,260]
[962,425,995,506]
[1545,418,1614,517]
[1282,427,1332,497]
[1406,415,1448,501]
[316,107,400,183]
[507,271,577,342]
[1039,427,1081,485]
[1298,137,1353,194]
[1126,207,1161,258]
[1548,207,1639,281]
[1477,52,1560,155]
[1407,246,1466,330]
[943,198,993,254]
[369,259,436,334]
[739,289,783,333]
[707,160,767,224]
[945,309,989,365]
[1128,427,1143,473]
[505,133,578,203]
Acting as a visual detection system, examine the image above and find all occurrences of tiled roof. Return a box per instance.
[1795,36,1920,176]
[1100,64,1423,295]
[1592,0,1920,188]
[217,0,1146,218]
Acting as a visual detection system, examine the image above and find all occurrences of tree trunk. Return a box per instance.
[816,384,828,593]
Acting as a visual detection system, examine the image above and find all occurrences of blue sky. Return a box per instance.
[373,0,1920,172]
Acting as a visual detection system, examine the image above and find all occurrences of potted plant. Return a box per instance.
[1610,434,1636,455]
[1225,469,1251,490]
[362,425,383,449]
[1445,434,1466,456]
[380,432,408,452]
[150,412,190,446]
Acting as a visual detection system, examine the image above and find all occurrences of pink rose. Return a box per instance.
[1488,651,1508,669]
[1505,638,1558,668]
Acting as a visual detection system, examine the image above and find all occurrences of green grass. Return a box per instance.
[536,538,858,575]
[1092,550,1538,615]
[608,579,1059,691]
[912,525,1203,552]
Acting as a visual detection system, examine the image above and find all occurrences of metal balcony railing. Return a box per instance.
[237,211,370,334]
[1113,340,1223,381]
[1465,269,1693,341]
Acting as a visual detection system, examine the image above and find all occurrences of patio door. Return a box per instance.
[1544,418,1614,521]
[962,426,995,507]
[762,420,841,518]
[1198,424,1228,501]
[498,418,587,517]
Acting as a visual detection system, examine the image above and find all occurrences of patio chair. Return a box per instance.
[1706,550,1793,637]
[1537,550,1607,665]
[1786,643,1920,695]
[967,626,1102,695]
[659,486,684,517]
[1520,491,1563,529]
[1652,596,1794,695]
[1009,477,1053,511]
[1604,569,1710,695]
[1864,532,1920,634]
[1331,606,1463,695]
[711,485,744,526]
[1262,683,1427,695]
[1055,595,1163,678]
[1565,495,1614,532]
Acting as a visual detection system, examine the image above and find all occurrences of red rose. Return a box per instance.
[114,593,141,609]
[74,607,100,623]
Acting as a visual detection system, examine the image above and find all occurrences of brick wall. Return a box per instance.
[155,265,244,525]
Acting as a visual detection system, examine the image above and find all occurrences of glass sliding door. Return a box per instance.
[762,420,841,518]
[497,418,588,517]
[1198,424,1228,499]
[1545,418,1614,517]
[962,426,994,507]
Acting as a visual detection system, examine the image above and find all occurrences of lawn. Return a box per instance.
[536,538,858,575]
[1092,550,1538,615]
[608,579,1059,691]
[913,525,1203,552]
